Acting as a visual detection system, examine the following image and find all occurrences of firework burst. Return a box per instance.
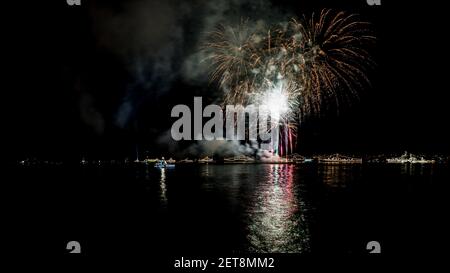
[297,9,375,114]
[203,20,264,105]
[203,9,375,154]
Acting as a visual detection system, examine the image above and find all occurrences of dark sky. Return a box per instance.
[7,0,449,160]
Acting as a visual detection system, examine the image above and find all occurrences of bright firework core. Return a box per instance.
[253,79,297,157]
[258,80,289,122]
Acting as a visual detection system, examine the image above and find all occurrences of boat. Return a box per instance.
[414,157,436,164]
[387,152,435,164]
[319,154,362,164]
[288,153,305,163]
[224,155,255,163]
[145,158,159,163]
[198,156,214,164]
[178,158,194,163]
[166,158,176,164]
[260,155,292,163]
[154,162,175,169]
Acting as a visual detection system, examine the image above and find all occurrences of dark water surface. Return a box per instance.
[11,163,448,257]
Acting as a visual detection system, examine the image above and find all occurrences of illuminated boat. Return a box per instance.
[178,158,194,163]
[320,154,362,164]
[166,158,176,164]
[387,152,435,164]
[198,156,214,164]
[80,158,88,165]
[145,158,159,163]
[154,162,175,169]
[224,155,255,163]
[288,153,305,163]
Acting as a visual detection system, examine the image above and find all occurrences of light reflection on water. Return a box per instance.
[17,161,445,255]
[319,164,361,188]
[135,163,443,253]
[400,163,436,176]
[245,164,310,253]
[159,168,167,205]
[147,164,369,253]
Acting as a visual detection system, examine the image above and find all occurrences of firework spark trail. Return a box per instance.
[203,21,265,106]
[297,9,376,115]
[203,9,375,155]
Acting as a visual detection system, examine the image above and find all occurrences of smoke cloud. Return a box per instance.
[82,0,294,155]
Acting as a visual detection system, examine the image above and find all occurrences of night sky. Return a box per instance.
[7,0,449,161]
